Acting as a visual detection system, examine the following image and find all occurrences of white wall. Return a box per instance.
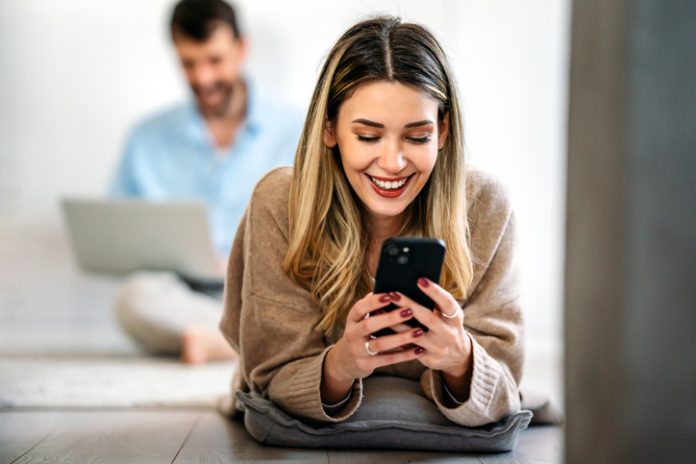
[0,0,570,346]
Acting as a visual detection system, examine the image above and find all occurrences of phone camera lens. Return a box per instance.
[397,255,409,265]
[387,245,399,256]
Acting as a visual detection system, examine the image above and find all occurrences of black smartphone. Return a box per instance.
[370,237,446,337]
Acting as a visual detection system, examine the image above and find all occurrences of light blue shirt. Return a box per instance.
[110,83,303,257]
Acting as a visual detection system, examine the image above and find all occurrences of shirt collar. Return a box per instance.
[243,79,263,135]
[184,103,207,148]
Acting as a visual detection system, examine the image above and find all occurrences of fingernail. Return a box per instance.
[379,294,392,303]
[418,277,429,287]
[400,308,413,318]
[412,328,424,338]
[415,347,425,355]
[389,292,401,301]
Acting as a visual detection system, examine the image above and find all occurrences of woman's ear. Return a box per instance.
[438,113,450,150]
[324,120,337,148]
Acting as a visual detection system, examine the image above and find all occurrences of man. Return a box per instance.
[111,0,301,363]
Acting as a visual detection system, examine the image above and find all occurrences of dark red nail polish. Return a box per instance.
[379,294,392,303]
[415,347,425,355]
[400,308,413,318]
[418,277,429,287]
[412,329,424,338]
[389,291,401,301]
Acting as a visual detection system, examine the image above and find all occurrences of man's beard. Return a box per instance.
[192,81,235,117]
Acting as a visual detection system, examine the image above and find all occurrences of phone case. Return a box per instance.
[371,237,445,337]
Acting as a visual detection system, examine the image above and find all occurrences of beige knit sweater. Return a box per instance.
[219,167,523,427]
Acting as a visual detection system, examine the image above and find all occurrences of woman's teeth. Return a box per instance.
[369,176,409,190]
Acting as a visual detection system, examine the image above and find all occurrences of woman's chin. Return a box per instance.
[363,201,410,221]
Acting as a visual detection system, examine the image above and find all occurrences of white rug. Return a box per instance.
[0,356,236,408]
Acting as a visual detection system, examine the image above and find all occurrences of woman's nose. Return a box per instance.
[378,141,407,174]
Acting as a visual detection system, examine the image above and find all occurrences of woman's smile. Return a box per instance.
[365,173,415,198]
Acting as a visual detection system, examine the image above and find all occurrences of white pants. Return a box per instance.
[113,271,222,354]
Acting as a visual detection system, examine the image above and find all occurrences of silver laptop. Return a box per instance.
[61,198,223,282]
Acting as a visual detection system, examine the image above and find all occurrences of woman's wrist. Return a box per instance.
[442,364,473,403]
[441,343,474,403]
[443,358,470,379]
[321,343,355,404]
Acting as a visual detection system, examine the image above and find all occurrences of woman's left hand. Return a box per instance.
[390,278,473,384]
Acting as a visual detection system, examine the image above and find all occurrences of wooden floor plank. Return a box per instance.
[174,411,329,463]
[327,449,483,463]
[1,412,561,464]
[10,411,199,464]
[0,412,65,464]
[478,426,563,464]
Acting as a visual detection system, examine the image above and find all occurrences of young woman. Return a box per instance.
[220,16,523,427]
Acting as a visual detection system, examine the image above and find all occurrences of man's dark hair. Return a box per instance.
[170,0,241,42]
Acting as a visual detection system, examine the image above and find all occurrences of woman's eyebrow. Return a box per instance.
[351,118,434,128]
[352,118,384,128]
[404,119,434,128]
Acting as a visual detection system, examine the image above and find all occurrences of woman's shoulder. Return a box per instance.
[248,166,293,236]
[466,168,511,209]
[463,169,517,298]
[465,168,514,239]
[252,166,293,200]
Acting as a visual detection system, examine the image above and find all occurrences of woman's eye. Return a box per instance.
[357,135,380,143]
[407,136,431,144]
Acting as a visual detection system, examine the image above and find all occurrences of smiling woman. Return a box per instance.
[219,16,525,445]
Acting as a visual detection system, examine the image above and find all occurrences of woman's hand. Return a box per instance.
[321,292,426,404]
[390,278,474,402]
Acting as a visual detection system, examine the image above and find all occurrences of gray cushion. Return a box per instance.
[236,375,532,452]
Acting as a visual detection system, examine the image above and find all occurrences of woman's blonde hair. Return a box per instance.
[283,16,474,335]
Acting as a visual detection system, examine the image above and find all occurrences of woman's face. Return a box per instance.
[325,81,448,222]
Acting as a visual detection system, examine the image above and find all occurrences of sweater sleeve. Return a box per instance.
[219,170,363,423]
[420,184,524,427]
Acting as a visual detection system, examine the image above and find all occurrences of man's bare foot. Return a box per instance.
[182,327,238,364]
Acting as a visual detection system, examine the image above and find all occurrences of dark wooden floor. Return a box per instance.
[0,227,564,463]
[0,409,562,464]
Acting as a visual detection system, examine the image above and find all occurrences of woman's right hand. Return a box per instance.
[321,292,426,403]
